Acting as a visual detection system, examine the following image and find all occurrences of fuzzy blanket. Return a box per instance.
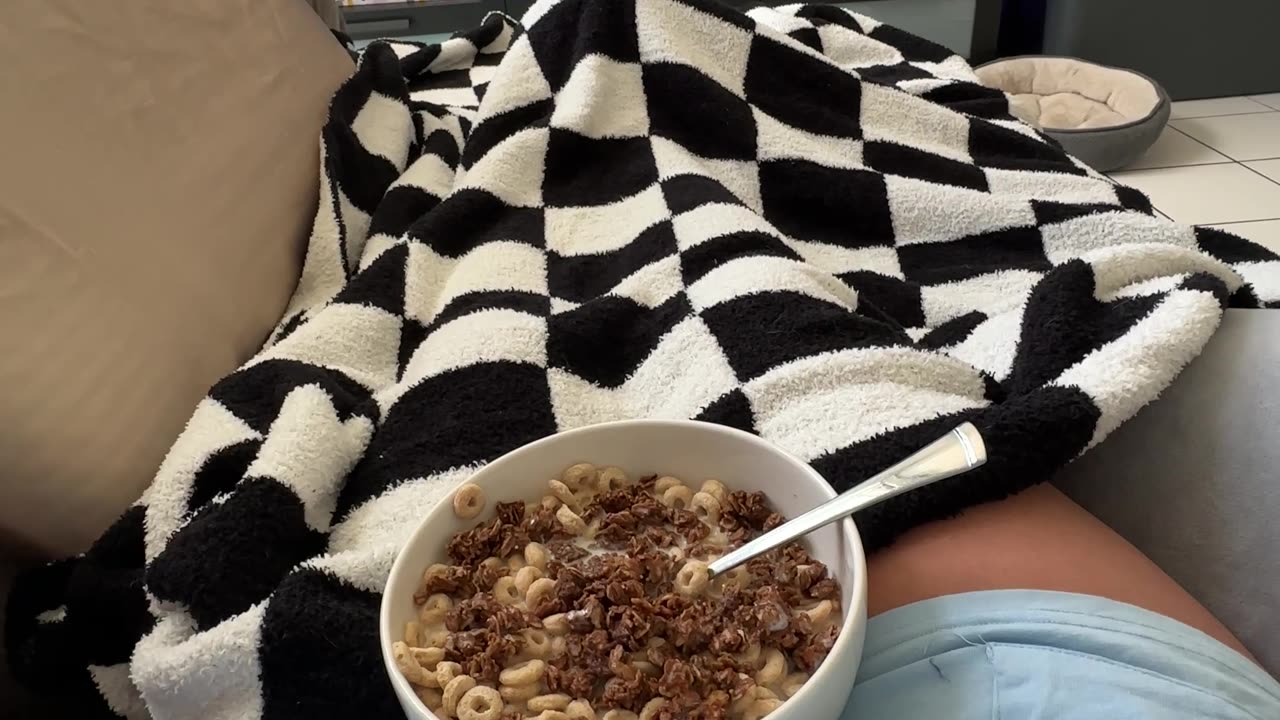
[8,1,1279,718]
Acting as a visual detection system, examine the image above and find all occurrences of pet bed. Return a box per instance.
[976,55,1171,171]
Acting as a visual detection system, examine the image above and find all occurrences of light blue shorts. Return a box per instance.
[845,590,1280,719]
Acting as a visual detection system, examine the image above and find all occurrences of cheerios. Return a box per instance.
[420,627,449,649]
[689,491,721,522]
[597,466,628,491]
[435,661,463,688]
[781,672,807,698]
[419,593,452,624]
[653,476,683,495]
[525,577,556,609]
[561,463,597,490]
[442,675,477,716]
[410,646,445,669]
[418,563,449,599]
[542,611,569,635]
[453,483,485,519]
[731,685,762,714]
[743,697,783,720]
[726,567,751,588]
[500,683,540,703]
[638,697,666,720]
[735,642,761,667]
[700,478,729,503]
[755,648,786,685]
[456,685,501,720]
[493,576,522,606]
[555,505,587,535]
[675,559,710,596]
[403,620,421,647]
[548,479,578,509]
[528,693,572,712]
[803,599,833,623]
[632,660,660,676]
[391,641,430,686]
[499,659,546,686]
[416,686,443,708]
[661,485,694,510]
[514,565,543,595]
[521,628,552,659]
[423,563,450,581]
[524,541,549,570]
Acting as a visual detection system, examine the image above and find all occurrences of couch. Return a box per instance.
[2,0,1276,715]
[1,0,353,711]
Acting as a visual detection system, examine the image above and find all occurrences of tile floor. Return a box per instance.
[1110,95,1280,251]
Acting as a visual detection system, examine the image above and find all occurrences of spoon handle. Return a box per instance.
[705,423,987,578]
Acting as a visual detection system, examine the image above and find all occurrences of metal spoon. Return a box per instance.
[706,422,987,578]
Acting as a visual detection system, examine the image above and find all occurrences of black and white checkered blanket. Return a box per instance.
[9,2,1279,718]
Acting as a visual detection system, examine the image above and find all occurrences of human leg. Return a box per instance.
[865,482,1255,661]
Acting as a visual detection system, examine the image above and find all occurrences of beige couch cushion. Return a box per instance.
[0,0,353,557]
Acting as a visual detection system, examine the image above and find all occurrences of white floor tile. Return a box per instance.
[1245,158,1280,184]
[1170,113,1280,161]
[1207,220,1280,254]
[1120,126,1231,170]
[1251,93,1280,111]
[1170,96,1272,119]
[1110,164,1280,225]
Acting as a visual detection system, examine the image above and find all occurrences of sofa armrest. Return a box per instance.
[1055,309,1280,676]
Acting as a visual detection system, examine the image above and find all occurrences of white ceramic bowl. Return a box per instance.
[380,419,868,720]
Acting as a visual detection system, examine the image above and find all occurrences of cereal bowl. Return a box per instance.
[381,419,868,720]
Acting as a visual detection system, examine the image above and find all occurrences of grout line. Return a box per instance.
[1168,124,1248,162]
[1119,126,1234,170]
[1169,115,1280,163]
[1209,218,1280,227]
[1238,161,1280,190]
[1169,109,1276,121]
[1119,160,1235,172]
[1198,220,1280,228]
[1170,97,1276,120]
[1109,161,1239,177]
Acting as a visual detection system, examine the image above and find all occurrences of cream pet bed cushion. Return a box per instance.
[976,56,1170,172]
